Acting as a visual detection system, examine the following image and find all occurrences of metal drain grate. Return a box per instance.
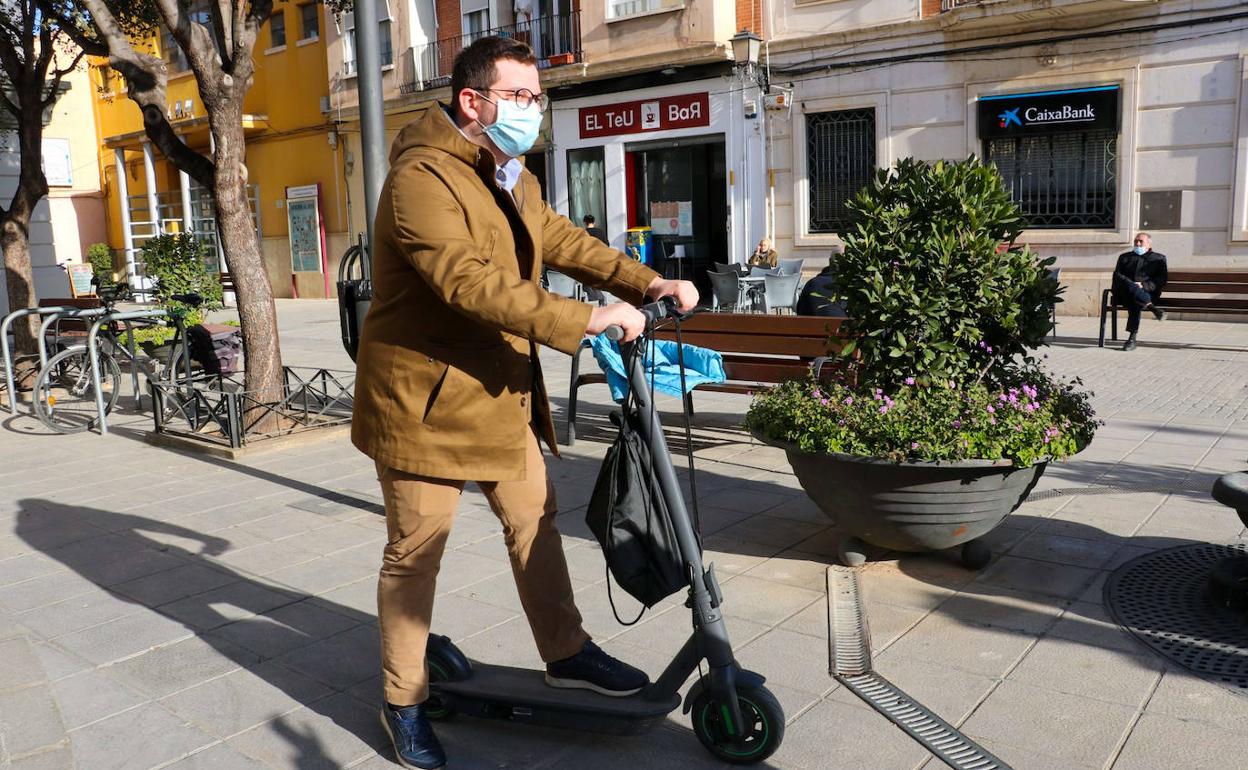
[1026,477,1215,502]
[1105,543,1248,695]
[826,568,1013,770]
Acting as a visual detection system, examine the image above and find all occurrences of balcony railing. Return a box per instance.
[400,12,582,95]
[940,0,980,10]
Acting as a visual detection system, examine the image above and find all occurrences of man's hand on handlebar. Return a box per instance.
[586,302,647,342]
[645,277,699,313]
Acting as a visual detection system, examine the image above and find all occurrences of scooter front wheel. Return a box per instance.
[691,684,784,764]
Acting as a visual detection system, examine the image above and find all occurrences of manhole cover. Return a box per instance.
[1105,543,1248,695]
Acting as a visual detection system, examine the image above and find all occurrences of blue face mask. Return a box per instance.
[476,93,543,158]
[1133,245,1147,256]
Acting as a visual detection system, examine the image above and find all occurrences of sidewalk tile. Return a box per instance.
[1113,714,1248,769]
[160,661,334,739]
[70,702,216,770]
[109,634,259,699]
[960,680,1135,767]
[50,668,147,730]
[0,685,65,756]
[227,692,384,768]
[1007,635,1162,706]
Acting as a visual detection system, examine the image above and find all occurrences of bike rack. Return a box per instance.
[1,306,92,415]
[37,307,109,367]
[87,309,167,435]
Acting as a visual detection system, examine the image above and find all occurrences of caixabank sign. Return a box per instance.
[977,85,1120,138]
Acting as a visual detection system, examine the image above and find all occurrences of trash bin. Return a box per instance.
[625,227,652,266]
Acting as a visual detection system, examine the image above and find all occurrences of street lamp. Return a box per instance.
[730,29,762,72]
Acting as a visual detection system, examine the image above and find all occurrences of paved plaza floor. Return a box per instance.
[0,301,1246,769]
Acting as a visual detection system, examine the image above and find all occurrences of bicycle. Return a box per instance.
[31,282,205,433]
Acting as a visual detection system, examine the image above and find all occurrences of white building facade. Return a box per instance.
[765,0,1248,313]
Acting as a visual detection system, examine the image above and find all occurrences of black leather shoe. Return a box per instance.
[1122,337,1138,352]
[1152,307,1167,321]
[545,640,649,696]
[379,703,446,769]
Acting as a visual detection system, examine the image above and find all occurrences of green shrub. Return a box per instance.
[745,156,1096,465]
[86,243,113,285]
[745,370,1098,466]
[141,233,223,326]
[117,324,177,350]
[832,156,1061,390]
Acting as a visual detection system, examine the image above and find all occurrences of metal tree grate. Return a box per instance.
[826,568,1014,770]
[1105,543,1248,695]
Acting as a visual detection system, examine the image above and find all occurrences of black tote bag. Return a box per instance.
[585,407,688,609]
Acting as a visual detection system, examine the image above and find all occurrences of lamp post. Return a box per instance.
[730,30,764,266]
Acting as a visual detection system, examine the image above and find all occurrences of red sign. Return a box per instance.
[579,93,710,139]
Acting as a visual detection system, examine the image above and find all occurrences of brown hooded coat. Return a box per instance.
[351,106,659,480]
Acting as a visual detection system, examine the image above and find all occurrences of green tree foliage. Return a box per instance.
[141,233,222,326]
[832,157,1061,390]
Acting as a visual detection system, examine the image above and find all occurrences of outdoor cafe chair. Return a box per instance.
[778,258,805,276]
[545,269,583,301]
[708,269,746,312]
[763,271,802,314]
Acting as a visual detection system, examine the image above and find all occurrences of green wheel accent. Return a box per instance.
[691,684,785,765]
[424,659,454,720]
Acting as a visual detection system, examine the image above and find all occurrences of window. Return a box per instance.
[806,108,876,234]
[463,9,490,41]
[270,11,286,47]
[608,0,683,19]
[299,3,319,40]
[568,148,606,239]
[342,1,393,75]
[986,131,1117,228]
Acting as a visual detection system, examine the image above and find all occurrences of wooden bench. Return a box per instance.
[1099,270,1248,346]
[563,313,847,445]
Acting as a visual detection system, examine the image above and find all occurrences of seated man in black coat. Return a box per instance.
[797,251,847,317]
[1112,232,1168,351]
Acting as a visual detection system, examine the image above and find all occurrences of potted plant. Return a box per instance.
[745,157,1099,568]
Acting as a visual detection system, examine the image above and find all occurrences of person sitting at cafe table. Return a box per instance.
[747,238,778,269]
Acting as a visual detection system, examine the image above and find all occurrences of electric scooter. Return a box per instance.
[424,297,785,764]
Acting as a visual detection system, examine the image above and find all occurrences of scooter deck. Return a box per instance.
[433,662,681,735]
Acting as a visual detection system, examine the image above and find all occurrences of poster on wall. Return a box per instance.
[677,201,692,237]
[42,138,72,186]
[650,201,678,235]
[286,183,325,278]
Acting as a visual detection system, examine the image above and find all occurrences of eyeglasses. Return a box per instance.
[473,87,550,113]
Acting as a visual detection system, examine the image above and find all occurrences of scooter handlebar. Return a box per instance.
[604,296,680,341]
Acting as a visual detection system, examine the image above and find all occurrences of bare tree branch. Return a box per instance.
[43,48,86,110]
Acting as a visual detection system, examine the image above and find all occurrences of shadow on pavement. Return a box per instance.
[15,498,788,769]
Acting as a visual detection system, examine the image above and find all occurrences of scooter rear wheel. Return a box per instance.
[691,684,784,764]
[425,657,455,720]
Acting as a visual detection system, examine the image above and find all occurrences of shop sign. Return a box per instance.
[978,85,1119,138]
[579,93,710,139]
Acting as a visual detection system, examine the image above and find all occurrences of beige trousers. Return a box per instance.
[375,429,589,705]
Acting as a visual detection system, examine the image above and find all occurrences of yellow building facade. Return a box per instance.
[91,1,347,299]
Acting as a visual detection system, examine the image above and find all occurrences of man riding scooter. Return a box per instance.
[350,36,698,769]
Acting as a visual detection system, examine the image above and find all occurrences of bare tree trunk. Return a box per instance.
[210,104,284,412]
[1,216,38,385]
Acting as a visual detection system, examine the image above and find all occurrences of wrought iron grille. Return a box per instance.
[807,108,876,234]
[986,130,1118,228]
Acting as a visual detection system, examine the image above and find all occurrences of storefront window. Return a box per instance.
[986,131,1117,228]
[567,147,606,238]
[806,108,876,235]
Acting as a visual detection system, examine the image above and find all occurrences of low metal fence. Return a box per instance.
[150,366,354,449]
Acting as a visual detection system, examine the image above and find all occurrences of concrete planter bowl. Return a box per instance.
[760,437,1047,569]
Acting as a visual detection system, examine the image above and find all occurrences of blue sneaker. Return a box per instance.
[379,703,446,770]
[545,640,649,697]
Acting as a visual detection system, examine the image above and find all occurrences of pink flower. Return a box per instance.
[952,419,962,428]
[879,406,889,414]
[986,405,995,414]
[820,398,829,406]
[911,442,919,449]
[905,377,915,386]
[844,397,853,405]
